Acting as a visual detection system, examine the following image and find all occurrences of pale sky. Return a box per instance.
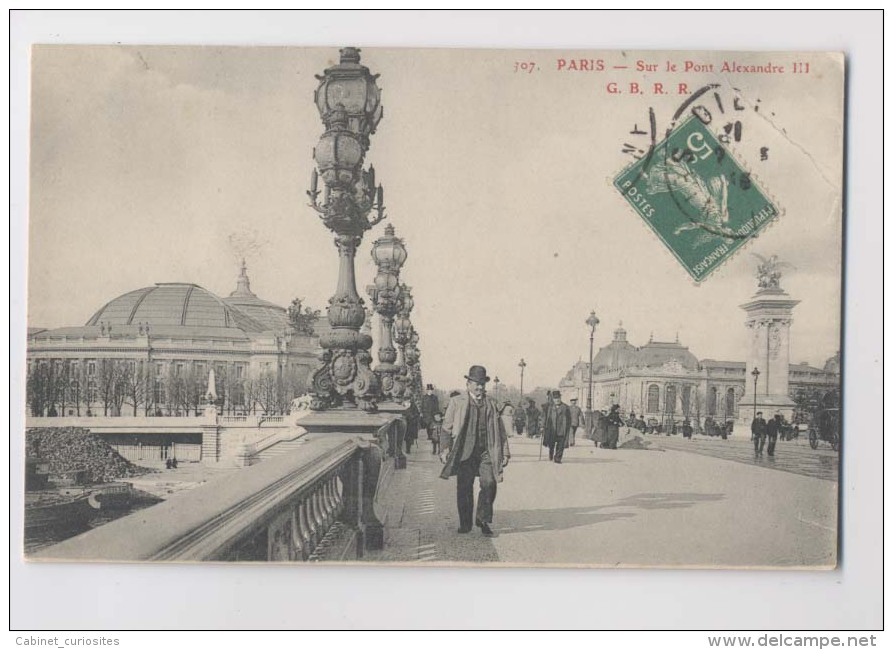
[28,46,844,389]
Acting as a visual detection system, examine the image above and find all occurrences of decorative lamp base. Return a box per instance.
[310,348,380,411]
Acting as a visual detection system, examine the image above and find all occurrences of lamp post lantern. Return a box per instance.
[518,359,526,401]
[307,47,386,411]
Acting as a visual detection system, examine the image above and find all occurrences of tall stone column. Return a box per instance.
[736,256,800,430]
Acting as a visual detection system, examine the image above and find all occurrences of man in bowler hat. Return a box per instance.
[421,384,441,454]
[545,390,572,463]
[440,365,511,537]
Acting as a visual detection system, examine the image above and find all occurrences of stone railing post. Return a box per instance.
[358,440,385,550]
[338,451,364,558]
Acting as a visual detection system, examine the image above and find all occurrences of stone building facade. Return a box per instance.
[26,263,322,417]
[558,323,838,428]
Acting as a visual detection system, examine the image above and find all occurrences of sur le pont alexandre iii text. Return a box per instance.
[512,56,811,95]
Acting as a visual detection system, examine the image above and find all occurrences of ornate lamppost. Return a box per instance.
[518,358,527,401]
[751,367,760,424]
[405,328,422,402]
[367,224,408,398]
[585,310,599,411]
[392,285,414,399]
[307,47,386,411]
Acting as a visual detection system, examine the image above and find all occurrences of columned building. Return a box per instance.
[26,264,321,417]
[558,324,838,430]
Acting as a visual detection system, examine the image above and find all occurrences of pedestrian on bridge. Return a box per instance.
[544,391,572,463]
[421,384,441,453]
[568,398,584,447]
[526,400,541,438]
[751,411,767,456]
[512,402,527,436]
[404,399,420,454]
[440,365,511,537]
[766,413,782,457]
[604,405,624,449]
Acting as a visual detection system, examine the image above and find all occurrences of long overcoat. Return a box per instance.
[421,393,440,427]
[543,402,572,449]
[439,393,510,484]
[594,411,608,444]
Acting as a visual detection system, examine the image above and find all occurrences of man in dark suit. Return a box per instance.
[541,396,554,459]
[766,413,782,457]
[546,390,572,463]
[751,411,767,456]
[421,384,441,454]
[568,397,584,447]
[440,365,511,537]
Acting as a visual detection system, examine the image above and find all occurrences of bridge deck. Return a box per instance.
[366,435,837,568]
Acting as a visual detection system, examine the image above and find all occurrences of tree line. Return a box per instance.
[26,359,310,418]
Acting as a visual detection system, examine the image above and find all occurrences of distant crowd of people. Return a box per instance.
[411,369,801,538]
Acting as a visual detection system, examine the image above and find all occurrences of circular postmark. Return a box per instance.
[614,83,781,281]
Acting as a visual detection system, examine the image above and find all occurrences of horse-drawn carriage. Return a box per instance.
[806,390,840,452]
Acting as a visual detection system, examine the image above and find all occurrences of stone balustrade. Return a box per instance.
[33,428,395,562]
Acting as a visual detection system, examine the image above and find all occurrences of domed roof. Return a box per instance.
[635,337,700,370]
[86,283,266,332]
[823,351,840,374]
[221,261,289,332]
[592,323,638,373]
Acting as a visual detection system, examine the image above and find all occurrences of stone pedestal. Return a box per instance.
[736,286,800,432]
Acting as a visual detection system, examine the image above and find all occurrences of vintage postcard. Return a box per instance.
[25,46,843,568]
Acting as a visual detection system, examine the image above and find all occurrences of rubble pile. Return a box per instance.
[25,427,153,484]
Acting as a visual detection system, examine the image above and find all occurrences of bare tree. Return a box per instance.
[121,361,148,416]
[243,374,260,415]
[98,359,126,416]
[279,365,309,412]
[256,368,280,415]
[26,363,50,416]
[164,363,187,416]
[184,364,207,416]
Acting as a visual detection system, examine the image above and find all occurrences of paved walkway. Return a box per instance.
[650,435,839,482]
[365,435,837,568]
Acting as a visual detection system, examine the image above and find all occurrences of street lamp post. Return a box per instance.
[307,47,386,411]
[751,367,760,424]
[405,328,422,401]
[585,310,599,424]
[367,224,408,399]
[392,284,414,399]
[518,359,526,401]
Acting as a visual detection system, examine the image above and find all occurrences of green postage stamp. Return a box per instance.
[614,116,779,281]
